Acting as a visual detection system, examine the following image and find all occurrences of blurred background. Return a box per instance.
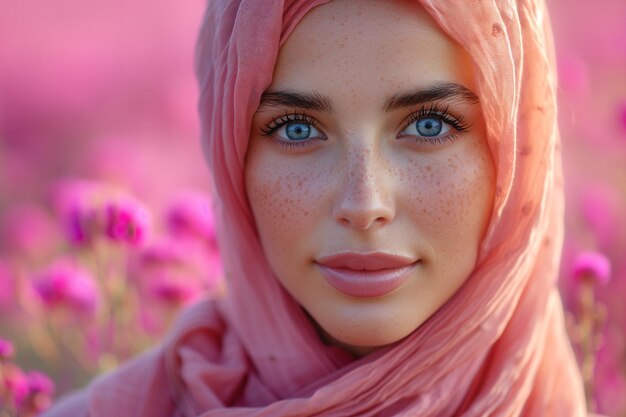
[0,0,624,415]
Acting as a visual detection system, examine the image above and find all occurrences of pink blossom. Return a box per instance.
[53,180,111,245]
[164,190,216,244]
[33,258,100,314]
[67,203,104,245]
[2,363,29,408]
[0,337,15,359]
[53,180,151,246]
[25,371,55,396]
[572,251,612,285]
[105,197,150,245]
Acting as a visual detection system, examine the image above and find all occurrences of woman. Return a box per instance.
[44,0,589,415]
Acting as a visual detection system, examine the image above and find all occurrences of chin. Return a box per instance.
[313,305,423,356]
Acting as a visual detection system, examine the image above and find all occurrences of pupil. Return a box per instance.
[286,123,311,140]
[417,118,442,137]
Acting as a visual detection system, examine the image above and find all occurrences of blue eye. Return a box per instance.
[276,122,324,142]
[285,123,311,140]
[260,112,327,149]
[402,117,450,138]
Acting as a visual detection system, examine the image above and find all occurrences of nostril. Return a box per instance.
[338,211,391,231]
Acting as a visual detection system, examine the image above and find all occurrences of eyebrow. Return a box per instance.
[259,90,333,112]
[382,82,479,112]
[259,82,478,113]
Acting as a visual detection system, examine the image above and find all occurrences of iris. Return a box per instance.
[415,117,442,137]
[285,123,311,140]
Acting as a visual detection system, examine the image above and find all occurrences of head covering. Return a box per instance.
[43,0,589,416]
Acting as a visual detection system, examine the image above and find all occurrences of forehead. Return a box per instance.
[271,0,475,99]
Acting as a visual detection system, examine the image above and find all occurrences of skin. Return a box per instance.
[245,0,495,357]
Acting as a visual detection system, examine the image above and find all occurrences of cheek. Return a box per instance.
[401,143,494,256]
[245,153,328,260]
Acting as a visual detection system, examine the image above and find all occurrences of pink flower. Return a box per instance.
[164,190,216,244]
[53,180,111,245]
[33,258,100,314]
[2,363,29,408]
[0,337,15,359]
[67,203,104,245]
[53,180,151,246]
[572,251,612,285]
[26,371,55,396]
[105,197,150,246]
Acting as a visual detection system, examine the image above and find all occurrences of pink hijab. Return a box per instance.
[44,0,589,415]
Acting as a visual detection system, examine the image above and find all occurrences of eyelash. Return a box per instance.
[260,111,324,150]
[401,103,471,145]
[260,104,470,149]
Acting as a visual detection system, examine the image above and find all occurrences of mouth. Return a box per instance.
[314,252,419,298]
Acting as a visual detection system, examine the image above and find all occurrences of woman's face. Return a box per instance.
[245,0,495,356]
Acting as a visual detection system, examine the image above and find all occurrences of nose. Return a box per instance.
[333,146,395,230]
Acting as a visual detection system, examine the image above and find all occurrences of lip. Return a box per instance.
[315,252,418,298]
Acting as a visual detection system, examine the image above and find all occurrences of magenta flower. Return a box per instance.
[0,337,15,359]
[67,203,104,245]
[2,363,29,408]
[572,251,612,285]
[165,190,216,244]
[53,180,151,246]
[105,197,150,246]
[32,258,100,314]
[26,371,55,396]
[53,180,110,245]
